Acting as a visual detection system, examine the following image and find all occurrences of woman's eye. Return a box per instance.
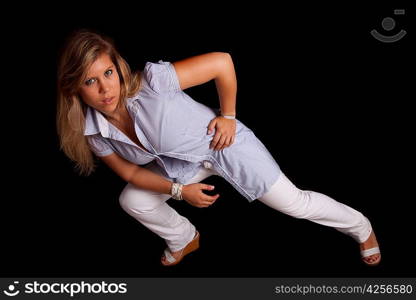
[85,78,96,86]
[84,69,112,86]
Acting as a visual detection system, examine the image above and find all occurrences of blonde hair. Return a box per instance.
[56,29,141,176]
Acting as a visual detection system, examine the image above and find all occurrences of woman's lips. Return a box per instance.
[103,97,115,105]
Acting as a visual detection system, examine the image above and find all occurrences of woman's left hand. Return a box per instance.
[207,116,236,150]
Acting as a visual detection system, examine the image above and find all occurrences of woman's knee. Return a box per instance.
[119,183,168,214]
[259,174,314,219]
[282,189,314,219]
[118,184,138,212]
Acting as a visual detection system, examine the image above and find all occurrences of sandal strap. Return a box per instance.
[361,246,380,258]
[164,249,176,263]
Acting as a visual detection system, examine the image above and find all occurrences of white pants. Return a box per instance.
[119,162,372,252]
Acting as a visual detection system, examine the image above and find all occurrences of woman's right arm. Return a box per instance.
[100,153,220,207]
[100,153,172,194]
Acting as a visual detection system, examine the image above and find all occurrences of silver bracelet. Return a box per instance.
[170,183,183,200]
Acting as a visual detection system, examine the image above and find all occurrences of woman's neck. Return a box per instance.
[106,105,129,123]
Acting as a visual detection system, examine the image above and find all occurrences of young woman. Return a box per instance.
[56,30,381,267]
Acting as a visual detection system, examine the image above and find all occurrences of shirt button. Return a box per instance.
[203,161,212,169]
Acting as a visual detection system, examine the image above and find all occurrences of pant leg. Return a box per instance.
[119,162,218,252]
[257,172,372,243]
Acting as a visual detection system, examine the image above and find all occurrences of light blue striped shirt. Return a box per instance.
[84,60,281,202]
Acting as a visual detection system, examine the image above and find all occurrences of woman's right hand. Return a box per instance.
[181,183,220,208]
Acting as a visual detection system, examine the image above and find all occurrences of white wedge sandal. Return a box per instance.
[360,246,381,266]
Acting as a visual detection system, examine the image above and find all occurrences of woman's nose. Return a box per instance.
[99,81,110,93]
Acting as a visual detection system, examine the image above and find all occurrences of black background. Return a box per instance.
[2,2,414,277]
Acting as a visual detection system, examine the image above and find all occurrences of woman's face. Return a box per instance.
[78,52,121,117]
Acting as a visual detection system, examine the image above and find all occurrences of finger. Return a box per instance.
[200,184,215,191]
[207,120,216,135]
[197,201,210,208]
[210,133,222,149]
[202,199,217,207]
[221,136,232,149]
[202,193,220,202]
[218,139,228,150]
[215,135,227,150]
[202,197,216,204]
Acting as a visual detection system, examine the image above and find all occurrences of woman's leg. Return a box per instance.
[257,172,372,244]
[119,163,217,252]
[257,172,381,264]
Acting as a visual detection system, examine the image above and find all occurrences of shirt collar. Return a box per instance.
[83,92,141,137]
[84,106,110,137]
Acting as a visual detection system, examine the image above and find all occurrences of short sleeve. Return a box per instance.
[86,135,115,157]
[143,60,181,94]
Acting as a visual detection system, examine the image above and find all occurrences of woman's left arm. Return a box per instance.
[173,52,237,150]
